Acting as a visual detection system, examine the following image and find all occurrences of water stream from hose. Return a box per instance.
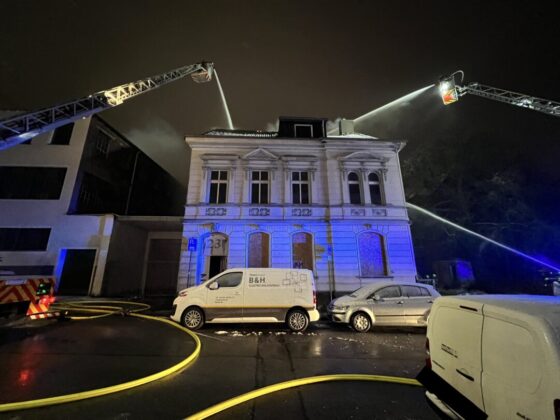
[354,85,434,123]
[406,202,560,271]
[213,69,234,130]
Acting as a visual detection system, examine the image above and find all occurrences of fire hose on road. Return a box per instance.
[0,300,421,418]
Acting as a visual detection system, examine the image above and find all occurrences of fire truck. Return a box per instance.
[0,275,57,319]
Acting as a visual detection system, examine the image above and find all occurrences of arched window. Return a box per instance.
[368,173,382,205]
[348,172,361,204]
[292,232,313,270]
[248,232,270,267]
[358,232,387,277]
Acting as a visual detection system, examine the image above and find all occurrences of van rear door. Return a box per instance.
[481,314,546,419]
[430,301,485,413]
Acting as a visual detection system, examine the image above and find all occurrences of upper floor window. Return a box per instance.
[0,228,51,251]
[50,123,74,145]
[0,166,67,200]
[348,172,361,204]
[209,170,228,204]
[294,124,313,138]
[292,171,310,204]
[251,171,269,204]
[368,172,382,205]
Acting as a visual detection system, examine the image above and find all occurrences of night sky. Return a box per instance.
[1,0,559,185]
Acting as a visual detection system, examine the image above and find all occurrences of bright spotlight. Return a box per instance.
[438,76,458,105]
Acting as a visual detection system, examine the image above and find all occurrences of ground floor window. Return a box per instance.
[292,232,313,270]
[358,232,387,277]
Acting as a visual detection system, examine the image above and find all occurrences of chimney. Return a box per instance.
[339,118,354,135]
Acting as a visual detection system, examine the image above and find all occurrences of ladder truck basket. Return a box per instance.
[0,277,59,319]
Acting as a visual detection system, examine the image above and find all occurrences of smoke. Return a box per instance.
[125,117,188,186]
[326,117,343,135]
[265,120,278,131]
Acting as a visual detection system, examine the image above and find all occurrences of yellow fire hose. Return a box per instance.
[0,300,201,413]
[0,300,422,417]
[185,374,421,420]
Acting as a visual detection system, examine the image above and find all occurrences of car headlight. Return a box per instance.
[178,289,188,297]
[332,305,349,312]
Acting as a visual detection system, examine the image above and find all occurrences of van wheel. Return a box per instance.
[351,312,371,333]
[287,309,309,332]
[182,307,204,330]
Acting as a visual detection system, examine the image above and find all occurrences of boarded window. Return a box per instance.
[348,172,361,204]
[0,228,51,251]
[292,232,313,270]
[0,166,66,199]
[358,232,387,277]
[248,232,270,268]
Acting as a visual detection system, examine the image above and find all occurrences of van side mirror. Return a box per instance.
[208,282,219,290]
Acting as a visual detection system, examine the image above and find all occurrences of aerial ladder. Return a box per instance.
[0,61,215,150]
[438,70,560,117]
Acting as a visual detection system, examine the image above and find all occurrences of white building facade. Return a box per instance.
[178,117,417,294]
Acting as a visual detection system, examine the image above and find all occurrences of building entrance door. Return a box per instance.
[209,256,227,279]
[57,249,96,295]
[203,233,228,282]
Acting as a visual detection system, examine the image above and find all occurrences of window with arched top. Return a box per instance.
[292,232,313,271]
[248,232,270,268]
[358,232,387,277]
[348,172,361,204]
[368,173,382,205]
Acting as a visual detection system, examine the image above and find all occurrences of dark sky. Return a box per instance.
[1,0,559,184]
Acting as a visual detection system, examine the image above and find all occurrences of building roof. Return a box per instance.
[203,129,278,138]
[202,128,379,140]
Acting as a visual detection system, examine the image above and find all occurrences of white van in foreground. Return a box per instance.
[171,268,320,332]
[417,295,560,420]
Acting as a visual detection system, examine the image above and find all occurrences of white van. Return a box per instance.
[171,268,320,332]
[417,295,560,420]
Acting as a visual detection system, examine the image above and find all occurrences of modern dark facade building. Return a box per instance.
[0,115,185,297]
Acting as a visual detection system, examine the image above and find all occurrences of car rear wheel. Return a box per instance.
[182,307,204,330]
[287,309,309,332]
[351,312,371,333]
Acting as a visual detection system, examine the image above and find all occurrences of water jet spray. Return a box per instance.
[406,202,560,272]
[213,69,234,130]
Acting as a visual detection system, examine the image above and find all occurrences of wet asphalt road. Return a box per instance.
[0,314,438,420]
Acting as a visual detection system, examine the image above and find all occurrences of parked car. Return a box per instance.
[417,295,560,420]
[171,268,320,332]
[327,281,440,332]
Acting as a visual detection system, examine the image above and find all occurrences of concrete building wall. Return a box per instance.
[103,221,148,296]
[0,118,114,294]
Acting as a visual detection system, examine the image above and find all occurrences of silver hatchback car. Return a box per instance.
[327,281,440,332]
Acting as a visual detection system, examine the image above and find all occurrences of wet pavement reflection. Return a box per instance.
[0,316,438,419]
